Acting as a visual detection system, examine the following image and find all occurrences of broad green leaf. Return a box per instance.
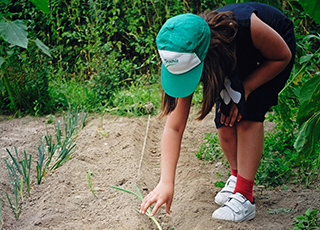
[280,47,320,93]
[299,54,313,64]
[35,38,52,58]
[294,112,320,154]
[30,0,50,14]
[299,0,320,25]
[297,75,320,125]
[0,20,28,48]
[302,34,320,43]
[0,57,4,68]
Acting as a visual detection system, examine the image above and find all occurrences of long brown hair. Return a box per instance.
[159,11,238,120]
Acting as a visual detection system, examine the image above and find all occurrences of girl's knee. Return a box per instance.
[237,120,263,132]
[218,126,236,143]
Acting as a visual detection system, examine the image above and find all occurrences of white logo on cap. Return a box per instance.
[158,50,201,74]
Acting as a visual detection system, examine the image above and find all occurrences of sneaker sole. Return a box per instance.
[240,211,255,222]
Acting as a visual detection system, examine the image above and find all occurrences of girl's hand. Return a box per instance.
[140,181,174,216]
[219,102,242,127]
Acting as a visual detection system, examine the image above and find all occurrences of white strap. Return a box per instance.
[220,78,242,104]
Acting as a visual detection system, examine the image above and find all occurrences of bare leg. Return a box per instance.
[217,125,237,170]
[212,121,262,221]
[236,121,264,180]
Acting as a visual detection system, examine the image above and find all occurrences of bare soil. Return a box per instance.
[1,111,319,230]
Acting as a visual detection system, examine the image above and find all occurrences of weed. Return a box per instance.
[86,170,97,197]
[256,132,293,187]
[267,208,293,214]
[291,208,320,230]
[196,133,224,162]
[111,185,163,230]
[214,181,225,188]
[107,83,161,117]
[46,114,55,124]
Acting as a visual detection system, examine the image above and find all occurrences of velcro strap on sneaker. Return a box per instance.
[229,193,246,203]
[223,193,247,213]
[220,185,235,193]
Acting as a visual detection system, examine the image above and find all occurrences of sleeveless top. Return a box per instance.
[216,2,295,81]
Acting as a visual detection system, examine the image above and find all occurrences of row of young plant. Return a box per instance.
[0,108,87,225]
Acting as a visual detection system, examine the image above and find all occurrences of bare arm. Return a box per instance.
[221,13,292,127]
[243,13,292,99]
[140,95,192,215]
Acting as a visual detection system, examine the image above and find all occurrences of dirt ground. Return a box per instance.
[1,111,320,230]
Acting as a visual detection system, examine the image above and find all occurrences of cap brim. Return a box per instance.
[161,62,203,98]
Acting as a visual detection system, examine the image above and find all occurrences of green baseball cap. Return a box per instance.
[156,13,211,98]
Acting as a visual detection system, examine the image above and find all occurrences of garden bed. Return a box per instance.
[0,113,319,229]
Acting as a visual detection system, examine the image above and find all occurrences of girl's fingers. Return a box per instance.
[140,196,155,214]
[166,200,172,214]
[151,201,163,216]
[220,113,226,124]
[229,107,238,127]
[237,113,242,122]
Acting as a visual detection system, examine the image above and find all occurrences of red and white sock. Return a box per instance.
[233,173,254,203]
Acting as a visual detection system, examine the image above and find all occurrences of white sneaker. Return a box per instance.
[212,192,255,222]
[215,175,237,205]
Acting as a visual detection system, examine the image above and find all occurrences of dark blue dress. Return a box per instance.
[214,2,296,126]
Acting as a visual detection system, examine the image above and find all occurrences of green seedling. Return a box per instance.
[6,147,31,194]
[111,185,163,230]
[36,136,47,184]
[50,108,87,170]
[51,139,76,170]
[4,161,23,220]
[44,134,58,166]
[86,170,97,197]
[55,120,62,146]
[5,192,22,220]
[80,107,87,130]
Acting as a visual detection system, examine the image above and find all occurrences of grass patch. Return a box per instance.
[196,133,224,162]
[106,83,161,116]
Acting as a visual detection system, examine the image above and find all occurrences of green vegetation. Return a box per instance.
[5,147,32,195]
[196,133,224,162]
[3,108,87,221]
[1,0,320,227]
[197,0,320,188]
[86,170,97,197]
[291,208,320,230]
